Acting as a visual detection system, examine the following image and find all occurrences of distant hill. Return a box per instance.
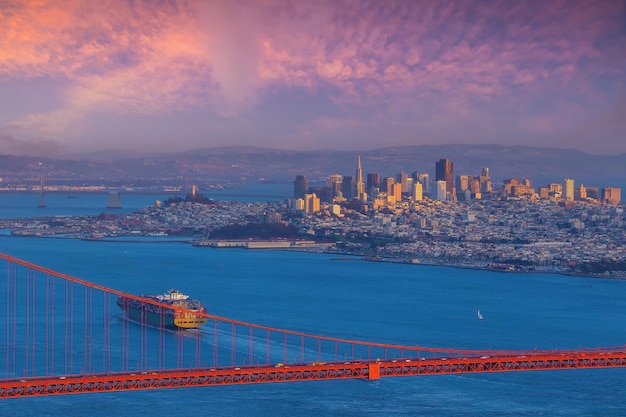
[1,145,624,189]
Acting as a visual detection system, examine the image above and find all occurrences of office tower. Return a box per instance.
[305,193,320,213]
[576,184,587,200]
[481,179,492,193]
[435,159,454,196]
[411,171,419,182]
[396,171,408,193]
[383,177,395,195]
[418,173,430,193]
[464,188,472,201]
[342,176,355,200]
[548,183,562,199]
[586,187,599,199]
[328,174,342,198]
[392,182,402,199]
[294,175,308,199]
[480,167,491,193]
[367,173,381,191]
[564,178,574,201]
[309,186,329,202]
[355,156,365,201]
[602,188,621,205]
[469,177,481,194]
[456,175,469,194]
[435,180,447,201]
[412,182,423,201]
[368,186,380,200]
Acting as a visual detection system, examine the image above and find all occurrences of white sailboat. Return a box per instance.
[477,309,483,320]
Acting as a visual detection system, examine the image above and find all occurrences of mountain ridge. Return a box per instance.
[1,144,624,188]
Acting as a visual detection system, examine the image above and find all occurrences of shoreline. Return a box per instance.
[330,252,626,281]
[2,233,626,281]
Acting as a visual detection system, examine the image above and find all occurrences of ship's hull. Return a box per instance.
[117,297,207,330]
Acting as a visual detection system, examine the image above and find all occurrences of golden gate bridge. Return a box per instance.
[1,252,625,398]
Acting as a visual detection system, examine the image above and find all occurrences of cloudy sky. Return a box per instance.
[1,0,624,156]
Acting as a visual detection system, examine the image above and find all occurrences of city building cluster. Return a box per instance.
[290,157,621,216]
[2,155,624,277]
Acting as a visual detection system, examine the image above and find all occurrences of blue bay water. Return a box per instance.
[0,236,624,416]
[0,182,291,218]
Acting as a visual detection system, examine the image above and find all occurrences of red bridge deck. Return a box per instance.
[2,349,625,397]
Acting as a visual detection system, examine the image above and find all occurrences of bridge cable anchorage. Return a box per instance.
[1,252,625,397]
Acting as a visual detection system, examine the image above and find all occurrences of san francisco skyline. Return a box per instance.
[1,0,624,156]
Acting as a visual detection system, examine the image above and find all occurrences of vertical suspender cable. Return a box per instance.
[249,327,253,366]
[5,261,10,379]
[89,287,93,373]
[46,274,49,375]
[214,320,219,368]
[266,329,270,366]
[12,263,16,377]
[32,271,36,376]
[70,282,74,374]
[318,338,321,363]
[231,323,236,366]
[25,268,30,376]
[83,286,87,374]
[51,275,55,376]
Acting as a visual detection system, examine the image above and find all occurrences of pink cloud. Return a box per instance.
[0,0,624,152]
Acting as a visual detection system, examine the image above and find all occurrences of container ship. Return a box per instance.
[116,289,208,329]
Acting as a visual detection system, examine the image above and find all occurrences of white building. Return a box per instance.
[435,180,447,201]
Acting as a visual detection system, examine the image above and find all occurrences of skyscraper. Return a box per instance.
[456,175,469,194]
[602,188,621,205]
[480,167,491,193]
[294,175,307,200]
[412,182,423,201]
[367,172,381,191]
[355,155,365,201]
[328,174,343,198]
[342,176,355,200]
[396,171,408,194]
[435,159,454,197]
[564,178,574,201]
[418,173,430,194]
[435,180,447,201]
[304,193,320,213]
[383,177,395,195]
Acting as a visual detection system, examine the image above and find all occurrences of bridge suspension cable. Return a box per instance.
[1,252,624,398]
